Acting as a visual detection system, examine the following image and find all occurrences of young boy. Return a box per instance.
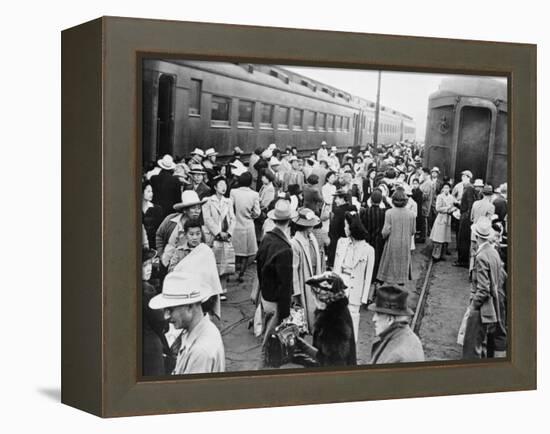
[167,218,203,273]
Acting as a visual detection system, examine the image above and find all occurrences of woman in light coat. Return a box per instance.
[333,211,375,343]
[290,208,324,333]
[230,171,261,281]
[377,189,416,285]
[430,183,455,260]
[203,176,236,298]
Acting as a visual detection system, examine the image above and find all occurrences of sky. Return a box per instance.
[282,65,506,140]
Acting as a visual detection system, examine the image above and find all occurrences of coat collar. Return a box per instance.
[270,226,292,248]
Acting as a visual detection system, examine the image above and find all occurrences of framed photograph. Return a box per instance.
[61,17,536,417]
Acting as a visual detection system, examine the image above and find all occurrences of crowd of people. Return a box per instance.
[141,139,509,375]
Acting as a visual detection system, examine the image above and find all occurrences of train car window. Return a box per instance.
[336,116,343,131]
[189,79,202,115]
[305,110,316,131]
[327,114,334,131]
[278,106,289,129]
[211,96,231,126]
[238,100,254,127]
[293,109,303,130]
[260,103,274,128]
[318,113,326,130]
[344,117,350,131]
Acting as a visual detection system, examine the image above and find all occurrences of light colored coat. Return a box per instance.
[333,238,375,306]
[230,187,261,256]
[202,194,236,246]
[370,322,425,364]
[173,314,225,375]
[377,207,416,284]
[430,193,454,243]
[291,231,323,333]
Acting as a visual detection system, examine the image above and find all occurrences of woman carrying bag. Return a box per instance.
[203,176,236,300]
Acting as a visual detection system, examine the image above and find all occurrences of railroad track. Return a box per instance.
[411,257,435,334]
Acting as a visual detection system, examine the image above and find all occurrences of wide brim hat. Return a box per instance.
[471,216,494,239]
[157,154,176,170]
[267,199,298,221]
[149,271,213,310]
[204,148,218,157]
[306,271,347,293]
[292,208,320,227]
[431,166,440,173]
[482,185,494,195]
[190,148,205,157]
[188,164,206,175]
[368,285,414,316]
[330,146,338,152]
[173,190,207,210]
[473,179,485,188]
[461,170,473,179]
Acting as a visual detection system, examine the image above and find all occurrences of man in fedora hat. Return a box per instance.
[368,285,425,364]
[185,164,211,199]
[189,148,205,165]
[256,199,298,366]
[150,154,182,220]
[156,190,206,269]
[283,155,305,193]
[463,217,507,359]
[471,184,495,224]
[202,148,220,185]
[149,271,225,374]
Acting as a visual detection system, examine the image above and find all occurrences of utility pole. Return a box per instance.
[373,70,382,148]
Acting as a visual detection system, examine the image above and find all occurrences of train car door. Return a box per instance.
[455,106,492,182]
[156,74,175,158]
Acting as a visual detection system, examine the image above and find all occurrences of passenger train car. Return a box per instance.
[423,77,507,187]
[142,60,416,164]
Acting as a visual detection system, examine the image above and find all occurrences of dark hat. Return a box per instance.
[306,271,347,294]
[142,247,157,263]
[306,174,319,185]
[368,285,414,316]
[483,184,494,195]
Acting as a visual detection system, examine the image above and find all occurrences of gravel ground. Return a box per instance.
[221,243,434,371]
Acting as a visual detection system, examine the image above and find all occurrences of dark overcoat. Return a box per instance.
[313,298,357,367]
[150,169,182,219]
[257,227,293,320]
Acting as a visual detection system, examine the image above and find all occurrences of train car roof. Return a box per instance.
[430,76,507,102]
[159,59,413,121]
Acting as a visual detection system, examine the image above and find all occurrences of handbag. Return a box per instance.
[212,240,236,276]
[320,203,331,222]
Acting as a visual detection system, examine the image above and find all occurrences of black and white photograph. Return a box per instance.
[140,59,508,376]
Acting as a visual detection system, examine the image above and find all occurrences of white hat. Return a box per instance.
[149,271,213,310]
[204,148,218,157]
[331,146,338,152]
[157,154,176,170]
[267,198,298,221]
[431,166,440,173]
[268,143,277,151]
[173,190,206,210]
[473,179,485,188]
[269,156,281,166]
[190,148,205,157]
[261,149,273,159]
[321,141,327,146]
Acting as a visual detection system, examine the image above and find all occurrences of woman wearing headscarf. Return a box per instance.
[377,189,416,285]
[333,212,375,341]
[230,171,261,281]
